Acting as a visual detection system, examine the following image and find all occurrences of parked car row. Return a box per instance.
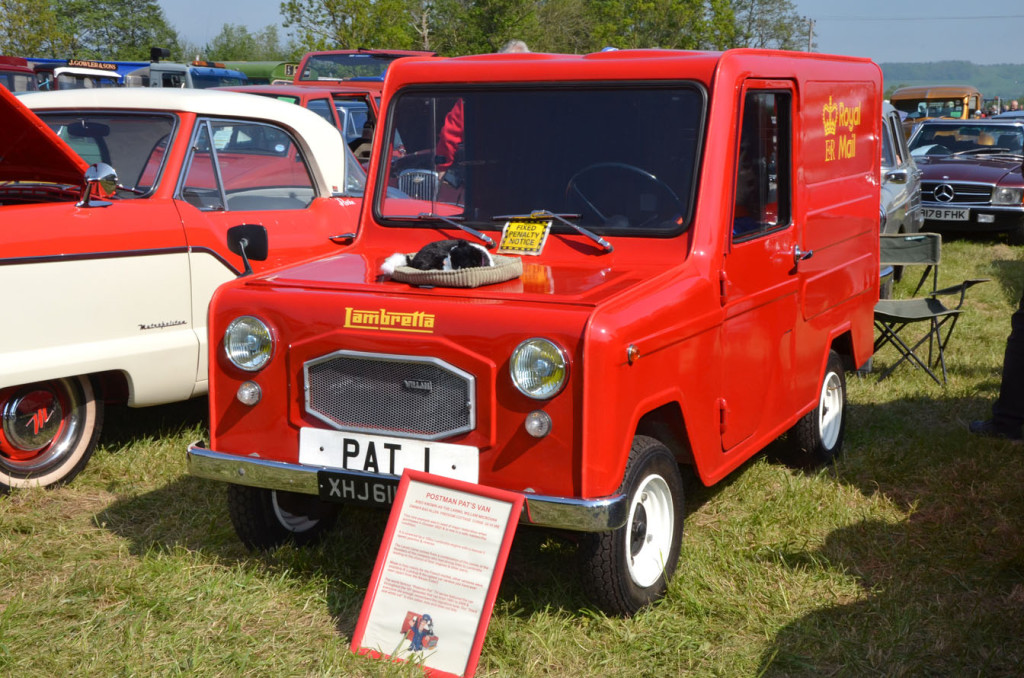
[7,48,1014,616]
[0,49,442,495]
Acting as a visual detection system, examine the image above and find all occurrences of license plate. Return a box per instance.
[299,428,479,483]
[923,207,969,221]
[317,471,399,507]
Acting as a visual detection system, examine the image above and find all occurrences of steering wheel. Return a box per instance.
[565,162,684,229]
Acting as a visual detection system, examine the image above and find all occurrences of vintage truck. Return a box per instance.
[188,48,882,615]
[124,49,247,89]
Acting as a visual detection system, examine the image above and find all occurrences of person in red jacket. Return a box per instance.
[436,40,530,175]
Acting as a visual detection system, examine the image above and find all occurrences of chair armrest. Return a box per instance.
[931,278,990,309]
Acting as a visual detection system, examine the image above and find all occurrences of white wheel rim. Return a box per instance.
[271,492,319,533]
[818,370,843,450]
[625,473,674,588]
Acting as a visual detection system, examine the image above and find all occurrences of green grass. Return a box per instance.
[3,238,1024,676]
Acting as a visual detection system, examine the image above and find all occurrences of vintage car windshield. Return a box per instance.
[909,123,1024,157]
[377,85,704,236]
[894,99,967,120]
[299,54,394,81]
[35,112,176,196]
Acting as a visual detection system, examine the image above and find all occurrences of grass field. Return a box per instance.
[2,238,1023,677]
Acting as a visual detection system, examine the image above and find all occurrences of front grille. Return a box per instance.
[398,169,439,201]
[304,350,475,440]
[922,181,992,204]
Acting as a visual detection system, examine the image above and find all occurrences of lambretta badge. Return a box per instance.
[343,307,435,334]
[403,379,433,392]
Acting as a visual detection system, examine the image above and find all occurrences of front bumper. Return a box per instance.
[921,202,1024,234]
[187,443,628,532]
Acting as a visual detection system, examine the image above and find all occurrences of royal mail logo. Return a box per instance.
[822,95,861,138]
[344,307,435,333]
[822,96,839,135]
[822,95,862,162]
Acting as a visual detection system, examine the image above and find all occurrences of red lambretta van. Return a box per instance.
[188,49,881,615]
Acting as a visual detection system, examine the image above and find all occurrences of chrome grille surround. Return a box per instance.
[922,180,993,205]
[303,350,475,440]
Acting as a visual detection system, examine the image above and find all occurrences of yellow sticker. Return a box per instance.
[497,219,551,255]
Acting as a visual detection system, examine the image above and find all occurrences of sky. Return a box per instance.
[158,0,1024,65]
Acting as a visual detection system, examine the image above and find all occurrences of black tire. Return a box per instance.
[786,350,846,465]
[227,485,339,550]
[580,436,684,616]
[0,376,103,492]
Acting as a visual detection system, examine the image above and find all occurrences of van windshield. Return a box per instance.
[377,85,704,236]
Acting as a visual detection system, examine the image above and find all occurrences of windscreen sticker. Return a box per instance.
[497,218,551,255]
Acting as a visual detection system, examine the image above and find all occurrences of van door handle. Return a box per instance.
[793,246,813,266]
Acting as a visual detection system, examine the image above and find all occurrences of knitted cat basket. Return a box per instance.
[389,254,522,288]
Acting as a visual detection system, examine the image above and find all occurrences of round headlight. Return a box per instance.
[510,338,568,400]
[224,316,273,372]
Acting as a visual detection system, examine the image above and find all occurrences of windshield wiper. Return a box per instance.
[495,210,613,253]
[955,147,1014,156]
[417,212,495,248]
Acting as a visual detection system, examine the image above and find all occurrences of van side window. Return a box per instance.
[733,91,791,240]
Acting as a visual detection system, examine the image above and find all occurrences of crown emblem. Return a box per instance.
[822,96,839,136]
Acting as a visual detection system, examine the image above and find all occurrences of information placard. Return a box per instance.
[351,470,524,677]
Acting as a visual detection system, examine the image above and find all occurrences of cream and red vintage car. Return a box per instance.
[0,86,364,491]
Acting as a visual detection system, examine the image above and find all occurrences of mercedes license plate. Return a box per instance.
[923,207,969,221]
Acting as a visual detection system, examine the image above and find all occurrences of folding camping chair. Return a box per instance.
[873,233,989,385]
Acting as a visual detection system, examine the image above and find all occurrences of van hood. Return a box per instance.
[0,85,88,185]
[256,251,664,305]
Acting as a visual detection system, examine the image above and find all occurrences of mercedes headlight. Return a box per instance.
[224,316,273,371]
[993,187,1024,205]
[510,338,568,399]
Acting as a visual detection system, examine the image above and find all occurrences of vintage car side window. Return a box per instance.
[304,98,336,127]
[887,116,905,166]
[334,98,371,143]
[180,119,316,211]
[180,123,224,210]
[881,123,896,168]
[733,91,791,240]
[161,72,186,88]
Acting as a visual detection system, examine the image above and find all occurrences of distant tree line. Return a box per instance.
[0,0,807,62]
[882,60,1024,101]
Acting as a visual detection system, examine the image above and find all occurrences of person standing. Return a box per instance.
[970,292,1024,441]
[436,40,530,171]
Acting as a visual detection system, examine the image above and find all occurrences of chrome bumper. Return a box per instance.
[187,443,627,532]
